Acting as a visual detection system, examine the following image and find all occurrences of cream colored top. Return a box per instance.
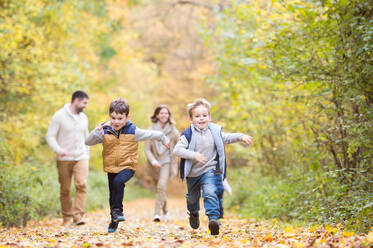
[46,103,89,161]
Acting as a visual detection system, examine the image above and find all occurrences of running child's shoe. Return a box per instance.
[108,221,118,233]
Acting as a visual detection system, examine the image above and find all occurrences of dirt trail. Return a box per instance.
[0,198,370,247]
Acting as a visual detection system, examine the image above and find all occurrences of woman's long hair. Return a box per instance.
[150,104,175,124]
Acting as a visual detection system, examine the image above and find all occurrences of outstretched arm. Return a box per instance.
[222,132,253,145]
[85,124,104,146]
[222,132,244,144]
[135,128,169,148]
[241,135,253,145]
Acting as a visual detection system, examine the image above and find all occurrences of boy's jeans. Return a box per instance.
[186,169,220,220]
[107,169,134,219]
[214,174,224,218]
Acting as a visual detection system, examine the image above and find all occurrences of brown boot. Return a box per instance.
[73,217,86,225]
[62,218,73,227]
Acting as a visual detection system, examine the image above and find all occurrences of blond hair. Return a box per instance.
[187,98,211,118]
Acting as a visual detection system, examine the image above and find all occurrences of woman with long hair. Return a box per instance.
[145,105,179,222]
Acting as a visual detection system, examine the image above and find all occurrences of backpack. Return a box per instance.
[179,127,192,179]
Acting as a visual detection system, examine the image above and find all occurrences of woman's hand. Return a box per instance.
[163,137,170,149]
[152,161,162,169]
[194,152,208,164]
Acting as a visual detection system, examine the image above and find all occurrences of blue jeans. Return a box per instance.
[186,170,220,220]
[107,169,134,219]
[214,174,224,218]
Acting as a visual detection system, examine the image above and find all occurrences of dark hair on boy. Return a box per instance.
[150,104,175,124]
[109,98,130,116]
[71,90,89,102]
[187,98,211,118]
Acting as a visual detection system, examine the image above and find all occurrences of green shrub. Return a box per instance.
[85,170,109,212]
[0,163,60,227]
[227,167,373,233]
[0,163,152,227]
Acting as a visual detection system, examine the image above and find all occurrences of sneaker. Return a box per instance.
[108,221,118,233]
[112,213,125,222]
[208,219,220,235]
[153,214,161,222]
[163,212,169,222]
[188,212,199,229]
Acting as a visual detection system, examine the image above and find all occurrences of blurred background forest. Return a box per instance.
[0,0,372,232]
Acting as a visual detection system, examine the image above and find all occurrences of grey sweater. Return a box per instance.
[173,126,244,177]
[85,126,168,146]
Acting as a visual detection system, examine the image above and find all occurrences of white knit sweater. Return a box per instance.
[46,103,89,161]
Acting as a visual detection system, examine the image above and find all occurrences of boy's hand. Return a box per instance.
[241,135,253,145]
[97,121,110,131]
[103,120,111,126]
[96,123,104,131]
[195,152,208,164]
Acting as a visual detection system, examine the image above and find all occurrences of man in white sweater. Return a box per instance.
[46,90,90,226]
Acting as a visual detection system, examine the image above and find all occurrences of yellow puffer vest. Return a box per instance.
[102,122,138,173]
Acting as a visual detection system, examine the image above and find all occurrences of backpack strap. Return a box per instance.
[213,130,227,179]
[179,126,192,179]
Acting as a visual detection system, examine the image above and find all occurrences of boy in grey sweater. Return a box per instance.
[173,98,253,235]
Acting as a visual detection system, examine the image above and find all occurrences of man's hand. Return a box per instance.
[241,135,253,145]
[195,152,208,164]
[58,149,68,157]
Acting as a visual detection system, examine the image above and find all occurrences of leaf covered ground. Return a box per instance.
[0,198,371,247]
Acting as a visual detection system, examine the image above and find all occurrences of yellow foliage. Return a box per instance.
[0,1,131,166]
[343,231,355,237]
[325,225,338,234]
[284,225,296,236]
[366,231,373,243]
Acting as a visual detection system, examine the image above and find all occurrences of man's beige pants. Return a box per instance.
[150,163,170,216]
[57,160,89,223]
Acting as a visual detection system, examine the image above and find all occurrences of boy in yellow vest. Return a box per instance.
[85,98,169,233]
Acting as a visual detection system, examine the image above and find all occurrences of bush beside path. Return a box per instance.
[0,198,371,248]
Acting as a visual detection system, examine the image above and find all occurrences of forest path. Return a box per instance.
[0,198,370,247]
